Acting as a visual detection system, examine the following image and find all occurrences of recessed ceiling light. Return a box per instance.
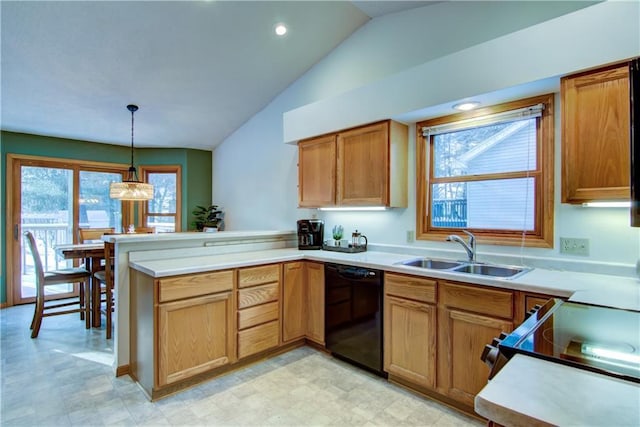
[274,23,287,36]
[453,101,480,111]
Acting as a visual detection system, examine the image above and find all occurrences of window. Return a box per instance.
[416,94,554,247]
[140,166,181,232]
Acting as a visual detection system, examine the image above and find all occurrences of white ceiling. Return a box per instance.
[1,1,434,151]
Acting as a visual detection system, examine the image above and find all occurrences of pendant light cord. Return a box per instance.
[127,104,139,168]
[126,104,139,180]
[130,107,135,167]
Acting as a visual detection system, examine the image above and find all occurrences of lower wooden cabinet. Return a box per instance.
[130,268,237,398]
[384,273,437,389]
[384,295,436,388]
[282,262,306,342]
[131,261,550,409]
[158,291,235,386]
[439,307,513,406]
[305,262,325,345]
[282,261,325,345]
[238,319,279,358]
[438,281,514,408]
[237,264,281,359]
[515,291,562,323]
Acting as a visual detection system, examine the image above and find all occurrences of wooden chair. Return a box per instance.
[23,231,91,338]
[93,242,114,339]
[92,227,153,338]
[130,227,155,234]
[78,227,115,243]
[77,227,115,321]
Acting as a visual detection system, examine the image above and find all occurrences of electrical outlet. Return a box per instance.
[406,230,415,243]
[559,237,590,256]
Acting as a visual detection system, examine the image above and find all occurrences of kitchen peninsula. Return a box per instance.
[103,230,298,375]
[125,236,639,424]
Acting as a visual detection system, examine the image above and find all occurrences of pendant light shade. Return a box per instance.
[109,104,154,200]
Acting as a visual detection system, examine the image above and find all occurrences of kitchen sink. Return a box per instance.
[451,263,531,278]
[399,258,463,269]
[397,257,531,279]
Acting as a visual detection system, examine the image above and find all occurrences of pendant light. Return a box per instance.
[109,104,154,200]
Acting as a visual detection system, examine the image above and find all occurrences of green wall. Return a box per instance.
[0,131,212,304]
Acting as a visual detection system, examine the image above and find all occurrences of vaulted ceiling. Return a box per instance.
[1,1,433,150]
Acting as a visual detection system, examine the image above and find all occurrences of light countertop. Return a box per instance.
[475,355,640,427]
[129,247,640,310]
[128,245,640,426]
[104,229,296,243]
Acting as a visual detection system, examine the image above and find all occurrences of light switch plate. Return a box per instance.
[559,237,590,256]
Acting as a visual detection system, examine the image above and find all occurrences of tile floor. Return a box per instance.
[1,303,483,426]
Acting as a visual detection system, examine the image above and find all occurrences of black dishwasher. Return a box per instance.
[325,263,386,377]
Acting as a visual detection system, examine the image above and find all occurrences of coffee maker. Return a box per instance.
[297,219,324,250]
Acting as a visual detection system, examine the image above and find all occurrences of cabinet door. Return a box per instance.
[562,63,630,202]
[282,262,306,342]
[305,262,325,345]
[158,291,235,387]
[337,121,389,206]
[298,135,336,207]
[384,296,436,389]
[439,308,513,407]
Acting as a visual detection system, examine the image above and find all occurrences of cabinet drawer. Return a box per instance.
[441,282,513,319]
[238,282,279,309]
[385,273,436,304]
[238,301,279,330]
[238,320,279,359]
[158,270,234,303]
[238,264,280,289]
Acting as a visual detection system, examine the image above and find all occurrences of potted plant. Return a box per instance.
[192,205,224,231]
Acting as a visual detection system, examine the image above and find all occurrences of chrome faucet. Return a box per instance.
[446,230,476,262]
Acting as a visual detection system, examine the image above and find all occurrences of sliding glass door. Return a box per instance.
[20,165,75,299]
[79,170,124,230]
[8,156,127,305]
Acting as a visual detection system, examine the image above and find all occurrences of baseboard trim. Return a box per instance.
[388,374,484,422]
[116,364,130,377]
[148,340,305,401]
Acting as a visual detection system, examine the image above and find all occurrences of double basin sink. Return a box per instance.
[397,258,531,279]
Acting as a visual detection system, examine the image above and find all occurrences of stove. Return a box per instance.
[489,299,640,384]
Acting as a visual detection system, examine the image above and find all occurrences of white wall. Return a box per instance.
[213,1,640,270]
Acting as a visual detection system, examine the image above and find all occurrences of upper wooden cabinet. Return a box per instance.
[561,62,631,203]
[298,134,336,207]
[298,120,408,208]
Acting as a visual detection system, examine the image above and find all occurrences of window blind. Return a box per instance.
[422,103,544,137]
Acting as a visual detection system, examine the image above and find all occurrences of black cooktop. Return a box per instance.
[499,299,640,383]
